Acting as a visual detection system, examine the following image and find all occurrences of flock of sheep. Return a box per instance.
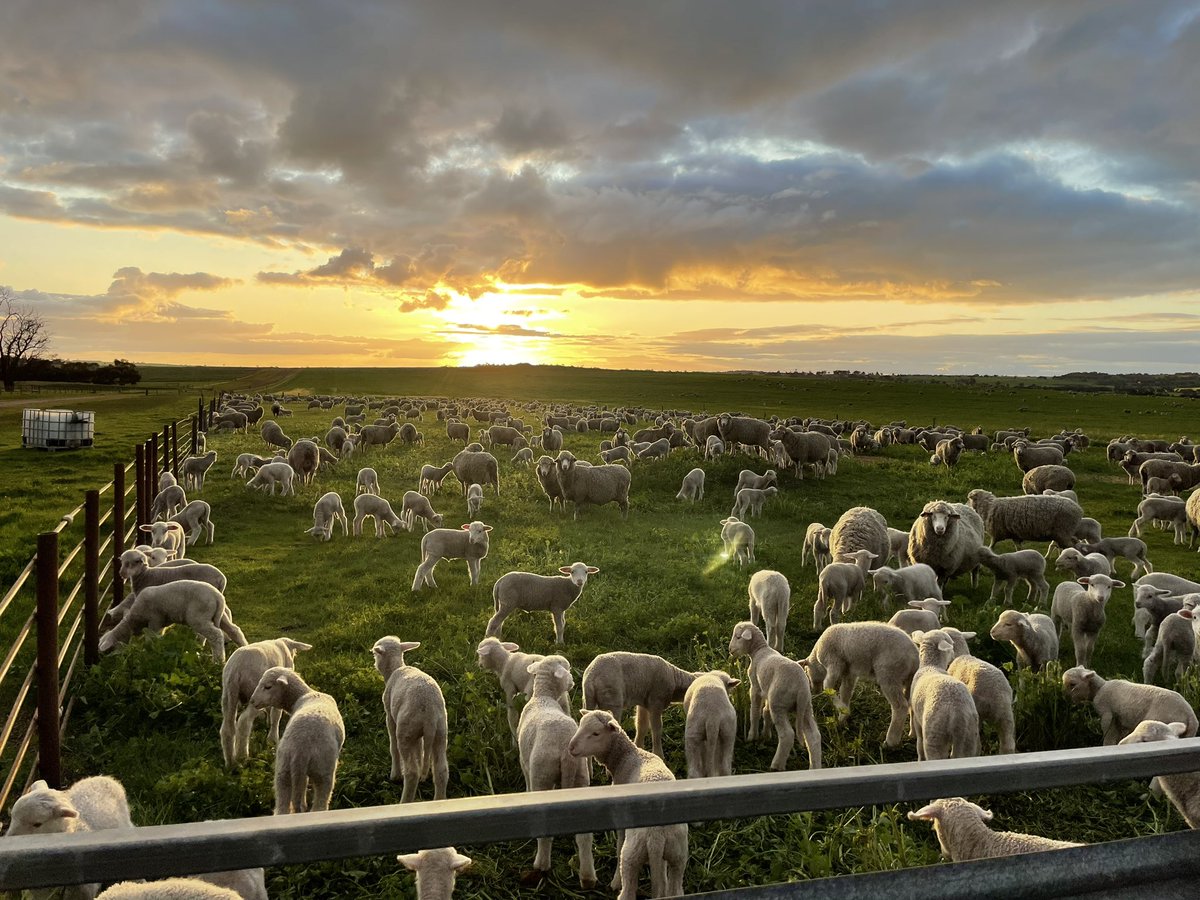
[6,394,1200,900]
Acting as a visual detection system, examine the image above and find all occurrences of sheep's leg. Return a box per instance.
[551,610,567,645]
[467,558,481,586]
[310,769,334,812]
[634,706,650,750]
[386,711,401,781]
[233,704,262,763]
[881,682,909,747]
[649,709,666,760]
[484,608,509,639]
[769,709,794,771]
[748,679,762,740]
[610,830,625,891]
[431,724,449,800]
[268,707,282,745]
[617,832,644,900]
[196,624,226,664]
[913,711,925,761]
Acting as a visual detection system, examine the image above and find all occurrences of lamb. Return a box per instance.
[356,466,379,495]
[1137,572,1200,595]
[395,490,442,533]
[245,461,295,496]
[180,450,218,493]
[556,451,630,520]
[931,436,965,467]
[567,710,688,900]
[799,622,918,747]
[814,561,867,628]
[973,546,1049,607]
[150,484,187,521]
[97,879,242,898]
[681,671,740,778]
[515,656,597,887]
[704,435,725,459]
[1118,720,1200,827]
[1050,573,1125,668]
[887,598,953,635]
[748,569,791,651]
[419,461,456,495]
[719,516,756,566]
[139,520,187,561]
[600,446,633,465]
[1142,608,1197,684]
[728,622,821,770]
[967,489,1084,551]
[476,637,567,743]
[535,455,565,511]
[306,491,348,541]
[909,630,980,760]
[411,521,493,590]
[940,627,1016,755]
[372,637,449,802]
[716,413,772,456]
[487,561,600,644]
[220,637,313,767]
[109,548,226,619]
[168,500,215,546]
[870,563,943,606]
[1145,474,1184,496]
[907,797,1081,861]
[582,651,697,759]
[734,469,777,496]
[676,467,705,502]
[451,448,500,496]
[636,437,672,460]
[250,667,345,814]
[230,453,271,479]
[1189,488,1200,547]
[511,447,534,466]
[1129,494,1189,543]
[1021,464,1075,495]
[397,848,472,900]
[1042,488,1080,504]
[1054,547,1113,578]
[989,610,1059,672]
[1062,666,1198,744]
[730,485,777,520]
[98,580,246,663]
[159,470,177,492]
[801,523,831,571]
[1135,606,1158,659]
[260,420,293,451]
[830,506,890,569]
[1134,584,1189,648]
[352,493,405,537]
[886,527,910,567]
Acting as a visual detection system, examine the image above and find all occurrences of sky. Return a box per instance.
[2,0,1199,375]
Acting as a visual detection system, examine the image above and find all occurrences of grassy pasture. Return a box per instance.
[8,367,1200,898]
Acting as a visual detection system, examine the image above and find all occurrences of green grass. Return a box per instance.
[5,366,1200,898]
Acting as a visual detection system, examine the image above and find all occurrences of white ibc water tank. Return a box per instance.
[21,409,95,450]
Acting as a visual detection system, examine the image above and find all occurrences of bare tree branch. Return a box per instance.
[0,287,51,391]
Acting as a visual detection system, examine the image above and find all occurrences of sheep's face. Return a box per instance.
[727,623,758,656]
[462,521,492,545]
[913,631,955,668]
[1119,720,1188,744]
[118,549,148,581]
[907,798,993,860]
[1062,667,1098,703]
[921,502,959,536]
[559,562,599,587]
[1055,549,1081,569]
[871,570,896,592]
[251,669,293,710]
[716,413,731,432]
[568,710,621,758]
[988,612,1022,643]
[6,788,79,836]
[1078,574,1124,605]
[1134,585,1172,609]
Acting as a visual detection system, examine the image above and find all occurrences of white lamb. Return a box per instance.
[1118,720,1200,828]
[908,797,1081,860]
[476,637,568,744]
[870,563,943,606]
[989,610,1059,673]
[1062,666,1198,744]
[306,491,348,541]
[356,467,380,495]
[732,486,778,519]
[397,848,473,900]
[220,637,313,767]
[372,637,449,802]
[98,580,246,664]
[1050,573,1125,668]
[245,461,295,496]
[909,630,980,760]
[582,651,698,759]
[411,522,493,590]
[719,516,755,566]
[139,520,187,561]
[748,569,790,651]
[887,598,953,635]
[814,561,867,628]
[941,627,1016,755]
[801,523,831,571]
[676,468,705,503]
[466,483,484,517]
[487,562,600,644]
[352,493,405,537]
[681,670,739,778]
[400,490,444,532]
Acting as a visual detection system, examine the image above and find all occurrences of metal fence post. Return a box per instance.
[170,421,178,474]
[35,532,62,788]
[145,438,156,521]
[134,444,146,528]
[190,414,199,455]
[161,424,170,475]
[84,490,100,666]
[197,397,205,432]
[113,462,125,611]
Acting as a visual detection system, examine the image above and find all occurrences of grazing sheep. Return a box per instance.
[1051,573,1125,668]
[245,461,295,496]
[446,421,471,443]
[734,469,777,497]
[109,549,225,619]
[180,450,218,493]
[515,656,597,887]
[1062,666,1198,744]
[909,630,980,760]
[582,651,697,759]
[411,522,493,590]
[907,797,1081,861]
[535,455,565,511]
[719,516,756,566]
[358,421,401,450]
[728,622,821,770]
[731,486,778,519]
[704,435,725,459]
[870,563,943,607]
[99,581,245,663]
[967,490,1084,551]
[372,637,449,802]
[1142,606,1199,684]
[801,523,831,571]
[511,447,534,466]
[260,420,293,451]
[476,637,567,744]
[419,461,456,495]
[1021,464,1076,495]
[636,437,672,460]
[150,484,187,521]
[567,710,688,899]
[974,546,1049,607]
[1054,547,1113,577]
[830,506,890,569]
[556,451,630,520]
[1118,720,1200,827]
[681,671,740,778]
[487,562,600,644]
[231,453,271,479]
[888,598,953,635]
[352,493,405,537]
[159,470,177,492]
[814,561,867,628]
[1145,474,1184,496]
[306,491,348,541]
[800,622,918,747]
[399,490,443,533]
[989,610,1059,672]
[250,667,345,814]
[600,446,633,465]
[168,500,215,546]
[940,628,1016,755]
[1130,494,1189,543]
[676,467,705,502]
[451,449,500,496]
[221,637,313,767]
[356,467,379,495]
[748,569,791,651]
[465,483,484,518]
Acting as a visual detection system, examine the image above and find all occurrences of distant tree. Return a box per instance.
[0,288,50,391]
[95,359,141,385]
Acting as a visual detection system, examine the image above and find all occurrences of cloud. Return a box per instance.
[399,290,452,313]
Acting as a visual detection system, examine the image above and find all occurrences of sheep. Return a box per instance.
[1012,440,1065,472]
[830,506,890,569]
[371,637,449,802]
[357,421,401,450]
[150,484,187,521]
[462,483,483,518]
[356,467,379,495]
[967,489,1084,551]
[582,651,697,759]
[1130,494,1189,543]
[599,446,633,465]
[451,448,500,496]
[716,413,772,457]
[799,622,918,747]
[814,561,867,628]
[487,561,600,644]
[1042,488,1080,504]
[220,637,313,767]
[770,428,833,479]
[97,879,242,898]
[728,622,821,770]
[260,420,293,451]
[1050,573,1125,668]
[909,630,980,760]
[1134,584,1190,650]
[180,450,218,493]
[1054,547,1113,578]
[636,437,672,460]
[676,467,705,502]
[748,569,791,651]
[446,421,471,443]
[940,627,1016,755]
[397,848,473,900]
[396,490,442,533]
[1145,474,1184,496]
[300,491,347,542]
[1118,720,1200,827]
[511,447,534,467]
[870,563,943,607]
[907,797,1081,861]
[973,546,1049,607]
[888,598,953,634]
[352,493,405,537]
[476,637,567,743]
[801,523,831,571]
[556,451,630,520]
[250,667,345,814]
[535,455,565,511]
[681,671,740,778]
[411,521,493,591]
[886,527,910,567]
[168,500,215,546]
[704,435,725,459]
[139,520,187,561]
[230,453,270,479]
[285,439,320,486]
[1138,572,1200,595]
[989,609,1058,673]
[1062,666,1198,744]
[245,461,295,496]
[515,656,597,888]
[729,486,775,520]
[734,469,777,496]
[419,461,456,495]
[1135,606,1158,660]
[109,548,226,619]
[1142,608,1198,684]
[159,470,178,492]
[719,516,756,566]
[931,436,965,467]
[1021,464,1075,495]
[1189,488,1200,547]
[194,870,269,900]
[99,580,246,664]
[567,710,688,899]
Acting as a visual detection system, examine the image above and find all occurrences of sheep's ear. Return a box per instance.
[526,662,539,675]
[287,640,314,652]
[867,551,878,559]
[936,599,951,607]
[739,628,753,640]
[959,631,976,640]
[397,853,421,870]
[1077,577,1091,586]
[461,524,471,530]
[553,665,568,680]
[29,780,48,792]
[907,600,922,608]
[501,641,519,652]
[726,678,741,691]
[937,640,953,653]
[53,803,78,819]
[919,511,932,518]
[1170,722,1190,736]
[908,804,940,821]
[1111,580,1126,589]
[139,525,152,533]
[605,718,621,733]
[586,566,599,574]
[483,525,493,532]
[967,802,993,822]
[399,641,421,652]
[275,675,289,687]
[450,852,472,871]
[911,631,924,643]
[559,566,572,574]
[869,569,881,576]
